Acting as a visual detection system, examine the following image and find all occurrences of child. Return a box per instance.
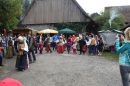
[0,43,3,66]
[66,42,71,53]
[39,41,44,54]
[72,42,77,54]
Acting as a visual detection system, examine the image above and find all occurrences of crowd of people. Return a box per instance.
[0,33,104,72]
[0,27,130,86]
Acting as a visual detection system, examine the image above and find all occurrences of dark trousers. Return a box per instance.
[120,65,130,86]
[35,45,38,54]
[89,45,96,55]
[2,49,4,57]
[52,42,56,50]
[18,55,26,71]
[14,45,18,53]
[79,46,84,54]
[0,54,3,65]
[28,50,36,62]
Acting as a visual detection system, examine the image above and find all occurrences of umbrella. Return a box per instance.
[38,29,58,34]
[0,78,23,86]
[59,28,76,34]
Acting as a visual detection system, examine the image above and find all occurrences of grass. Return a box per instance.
[102,50,119,61]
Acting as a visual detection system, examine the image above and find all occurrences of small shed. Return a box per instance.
[12,28,38,36]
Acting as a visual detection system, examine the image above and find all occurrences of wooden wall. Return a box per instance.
[21,0,87,24]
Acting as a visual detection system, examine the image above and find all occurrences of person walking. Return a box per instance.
[115,27,130,86]
[16,36,28,71]
[0,43,3,66]
[97,37,104,55]
[78,37,86,55]
[5,35,9,50]
[57,36,64,53]
[6,37,13,59]
[72,41,77,54]
[28,33,36,63]
[45,35,52,53]
[38,41,44,54]
[89,35,96,55]
[52,34,59,50]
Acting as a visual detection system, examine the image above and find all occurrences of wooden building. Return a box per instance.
[12,28,38,36]
[18,0,98,33]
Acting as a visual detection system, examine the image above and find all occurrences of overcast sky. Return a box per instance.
[76,0,130,14]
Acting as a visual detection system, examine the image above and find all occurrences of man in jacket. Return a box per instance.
[28,33,36,63]
[52,34,59,50]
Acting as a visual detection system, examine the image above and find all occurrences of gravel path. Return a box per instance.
[0,51,122,86]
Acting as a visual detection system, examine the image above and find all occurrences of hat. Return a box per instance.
[18,36,23,41]
[0,78,23,86]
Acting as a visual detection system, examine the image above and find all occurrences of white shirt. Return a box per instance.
[22,37,28,52]
[86,39,91,45]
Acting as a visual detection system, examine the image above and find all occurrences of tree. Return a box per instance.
[0,0,22,31]
[90,12,100,19]
[94,9,125,31]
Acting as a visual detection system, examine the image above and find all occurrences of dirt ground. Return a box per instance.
[0,51,122,86]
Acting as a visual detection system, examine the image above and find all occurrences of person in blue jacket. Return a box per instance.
[115,27,130,86]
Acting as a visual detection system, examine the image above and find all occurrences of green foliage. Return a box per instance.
[90,12,100,19]
[54,22,86,33]
[0,0,22,31]
[94,9,125,31]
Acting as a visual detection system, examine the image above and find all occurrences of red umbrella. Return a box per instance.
[0,78,23,86]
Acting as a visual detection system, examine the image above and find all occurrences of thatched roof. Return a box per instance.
[105,5,130,23]
[19,0,95,25]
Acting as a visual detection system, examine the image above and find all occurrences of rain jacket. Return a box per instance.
[115,39,130,66]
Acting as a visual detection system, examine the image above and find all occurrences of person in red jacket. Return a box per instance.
[71,35,76,43]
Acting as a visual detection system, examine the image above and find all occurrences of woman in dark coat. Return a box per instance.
[78,37,86,55]
[97,37,104,55]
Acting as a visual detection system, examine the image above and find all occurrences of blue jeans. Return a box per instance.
[89,45,96,55]
[0,54,3,65]
[120,65,130,86]
[28,50,36,62]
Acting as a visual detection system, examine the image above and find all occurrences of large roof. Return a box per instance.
[20,0,95,25]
